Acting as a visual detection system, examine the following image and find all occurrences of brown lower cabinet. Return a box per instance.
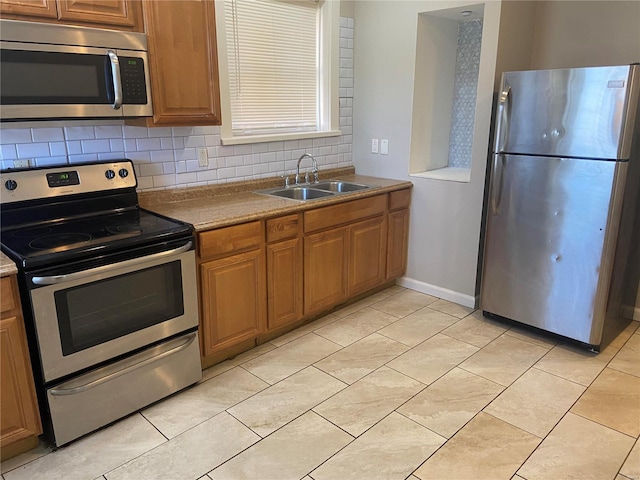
[349,215,387,296]
[265,214,304,331]
[304,226,349,316]
[200,249,266,358]
[386,189,411,279]
[302,215,387,315]
[266,238,303,330]
[197,188,411,366]
[0,276,42,461]
[387,208,410,279]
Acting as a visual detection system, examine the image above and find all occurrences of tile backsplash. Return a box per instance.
[447,18,483,170]
[0,17,355,191]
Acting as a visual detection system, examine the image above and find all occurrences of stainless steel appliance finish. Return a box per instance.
[481,65,640,349]
[30,243,198,382]
[0,161,201,446]
[47,331,201,447]
[1,161,137,204]
[0,19,152,120]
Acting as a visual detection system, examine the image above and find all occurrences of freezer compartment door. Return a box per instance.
[481,154,623,345]
[500,65,638,159]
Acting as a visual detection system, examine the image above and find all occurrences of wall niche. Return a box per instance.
[409,5,484,183]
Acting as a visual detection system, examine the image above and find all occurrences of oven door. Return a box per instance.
[28,238,198,383]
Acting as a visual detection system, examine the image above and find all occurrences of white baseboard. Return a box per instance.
[622,304,640,321]
[397,277,477,309]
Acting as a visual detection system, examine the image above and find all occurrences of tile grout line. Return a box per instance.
[4,291,635,480]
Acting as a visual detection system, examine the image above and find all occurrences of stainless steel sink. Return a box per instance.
[313,180,371,193]
[254,179,375,201]
[261,186,334,200]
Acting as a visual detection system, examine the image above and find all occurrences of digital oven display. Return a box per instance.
[46,171,80,188]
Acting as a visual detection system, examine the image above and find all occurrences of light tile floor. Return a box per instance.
[2,286,639,480]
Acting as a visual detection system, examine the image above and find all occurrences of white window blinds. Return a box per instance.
[224,0,319,136]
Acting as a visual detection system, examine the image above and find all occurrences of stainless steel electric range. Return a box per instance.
[0,160,202,447]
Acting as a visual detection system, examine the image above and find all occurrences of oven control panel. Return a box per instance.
[0,161,137,204]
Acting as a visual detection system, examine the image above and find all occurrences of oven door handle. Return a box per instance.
[49,332,197,396]
[31,240,193,286]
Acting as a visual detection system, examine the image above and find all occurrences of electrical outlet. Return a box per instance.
[197,148,208,168]
[13,159,31,168]
[380,139,389,155]
[371,139,379,154]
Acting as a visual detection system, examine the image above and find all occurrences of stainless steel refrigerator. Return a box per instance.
[480,64,640,350]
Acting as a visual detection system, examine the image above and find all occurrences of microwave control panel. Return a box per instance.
[120,57,148,105]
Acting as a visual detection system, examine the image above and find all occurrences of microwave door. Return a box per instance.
[0,45,124,120]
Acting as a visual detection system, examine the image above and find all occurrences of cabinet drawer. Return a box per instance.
[304,195,386,233]
[266,214,300,243]
[1,277,16,314]
[389,188,411,211]
[198,221,262,260]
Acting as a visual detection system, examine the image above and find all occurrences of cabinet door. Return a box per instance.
[267,238,303,330]
[0,0,142,30]
[1,315,41,453]
[200,249,265,356]
[57,0,142,30]
[387,209,409,279]
[349,215,387,296]
[0,0,57,19]
[142,0,222,126]
[304,228,348,315]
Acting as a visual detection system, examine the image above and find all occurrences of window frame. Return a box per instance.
[214,0,341,145]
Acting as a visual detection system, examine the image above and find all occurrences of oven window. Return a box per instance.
[55,261,184,356]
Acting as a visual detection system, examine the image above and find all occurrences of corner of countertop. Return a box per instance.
[1,251,18,277]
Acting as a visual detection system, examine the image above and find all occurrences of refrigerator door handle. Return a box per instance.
[494,86,511,153]
[491,153,505,215]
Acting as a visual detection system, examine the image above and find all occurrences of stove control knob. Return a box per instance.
[105,169,116,180]
[5,179,17,191]
[118,168,129,178]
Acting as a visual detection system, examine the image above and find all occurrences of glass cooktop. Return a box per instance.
[1,208,192,269]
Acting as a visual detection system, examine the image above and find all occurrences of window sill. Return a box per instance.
[221,130,342,146]
[410,167,471,183]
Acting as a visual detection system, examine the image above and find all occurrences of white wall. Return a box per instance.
[352,0,502,307]
[530,1,640,70]
[353,0,640,309]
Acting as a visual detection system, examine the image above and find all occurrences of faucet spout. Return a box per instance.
[295,153,318,184]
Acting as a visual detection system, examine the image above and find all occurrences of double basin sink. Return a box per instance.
[255,180,374,201]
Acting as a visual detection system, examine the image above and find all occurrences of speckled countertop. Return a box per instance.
[1,251,18,277]
[139,171,412,231]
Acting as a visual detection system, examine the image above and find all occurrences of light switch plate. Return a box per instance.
[380,139,389,155]
[371,139,379,154]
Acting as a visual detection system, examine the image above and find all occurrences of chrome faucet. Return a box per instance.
[295,153,319,184]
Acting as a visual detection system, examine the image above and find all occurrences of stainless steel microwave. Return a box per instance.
[0,19,153,121]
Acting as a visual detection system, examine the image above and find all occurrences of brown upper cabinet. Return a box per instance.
[141,0,222,126]
[0,0,143,31]
[1,0,222,127]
